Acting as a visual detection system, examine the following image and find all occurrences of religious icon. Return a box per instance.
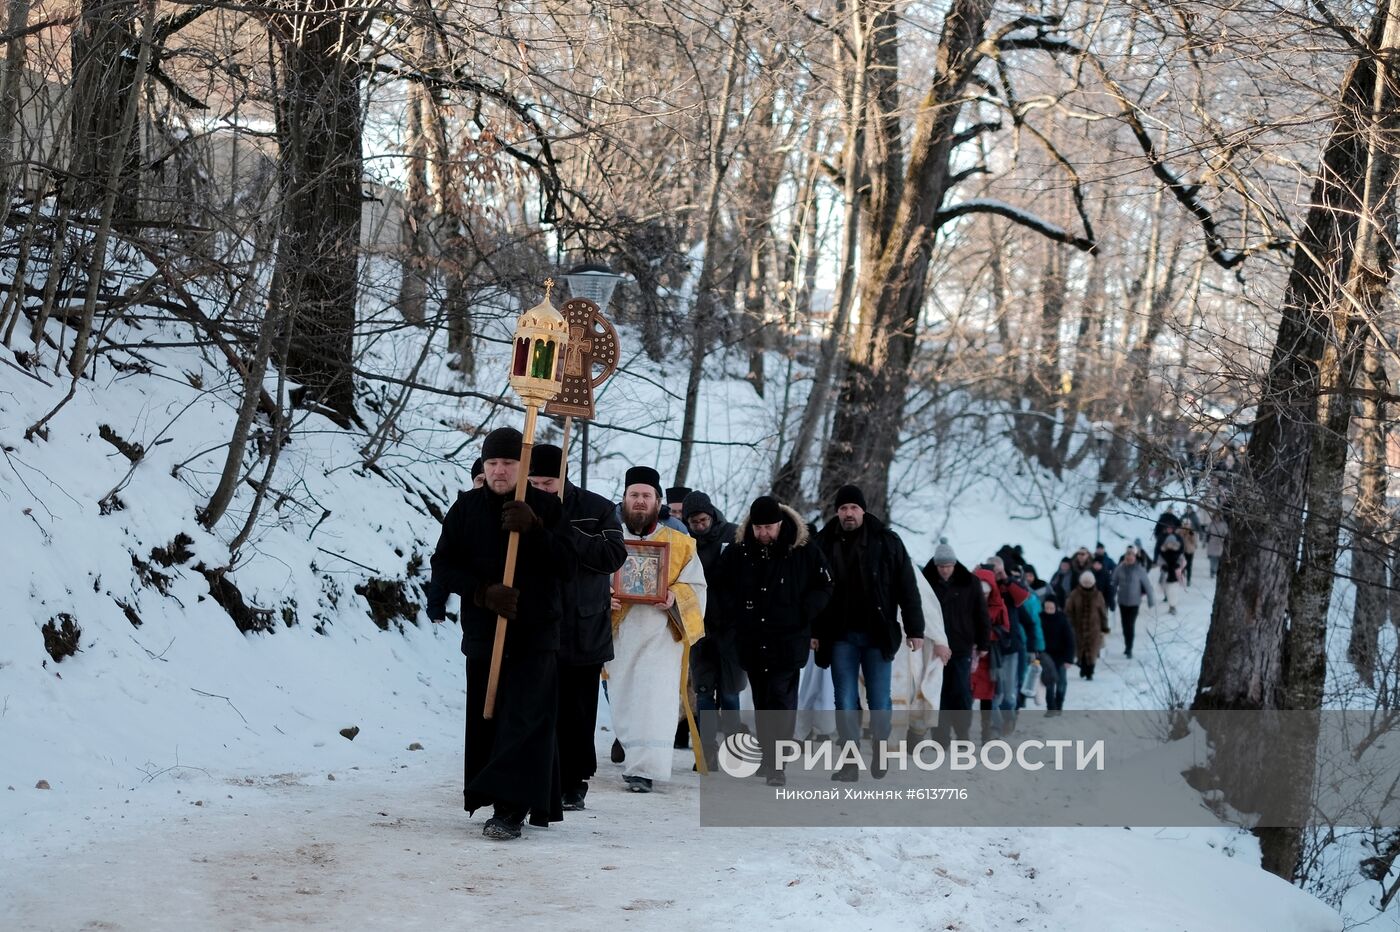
[543,298,619,420]
[613,539,670,605]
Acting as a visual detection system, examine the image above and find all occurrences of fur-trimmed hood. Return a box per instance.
[735,501,810,550]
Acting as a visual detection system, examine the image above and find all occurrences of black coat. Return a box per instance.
[922,560,991,654]
[558,482,628,666]
[426,484,577,658]
[813,513,925,662]
[1040,609,1076,666]
[716,505,833,673]
[682,490,745,692]
[995,544,1025,574]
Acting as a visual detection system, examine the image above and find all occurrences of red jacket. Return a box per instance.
[974,567,1010,642]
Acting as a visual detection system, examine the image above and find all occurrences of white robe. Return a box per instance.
[605,526,707,781]
[893,571,950,733]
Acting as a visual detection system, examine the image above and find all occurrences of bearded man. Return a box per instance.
[603,466,707,792]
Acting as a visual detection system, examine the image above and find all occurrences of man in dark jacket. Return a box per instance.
[922,540,990,744]
[426,427,577,840]
[995,544,1025,575]
[715,496,832,786]
[526,445,626,812]
[682,489,743,768]
[814,484,925,780]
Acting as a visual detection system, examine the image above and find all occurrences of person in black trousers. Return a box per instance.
[923,539,991,745]
[714,496,832,786]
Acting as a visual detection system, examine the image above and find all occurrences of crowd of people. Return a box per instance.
[424,428,1230,840]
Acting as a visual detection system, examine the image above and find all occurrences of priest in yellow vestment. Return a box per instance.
[606,466,706,792]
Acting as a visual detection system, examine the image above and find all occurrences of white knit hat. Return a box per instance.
[1079,571,1096,587]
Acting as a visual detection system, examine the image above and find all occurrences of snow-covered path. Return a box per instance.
[1,736,1341,932]
[0,521,1340,931]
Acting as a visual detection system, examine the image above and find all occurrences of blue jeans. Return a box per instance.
[696,690,742,755]
[991,649,1019,735]
[831,632,893,743]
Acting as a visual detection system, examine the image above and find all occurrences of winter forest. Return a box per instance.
[3,0,1400,928]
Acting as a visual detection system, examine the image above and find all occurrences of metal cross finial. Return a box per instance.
[543,278,555,302]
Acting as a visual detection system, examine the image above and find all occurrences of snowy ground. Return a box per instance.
[0,569,1343,931]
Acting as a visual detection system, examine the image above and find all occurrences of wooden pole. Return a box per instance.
[483,404,538,719]
[557,415,573,501]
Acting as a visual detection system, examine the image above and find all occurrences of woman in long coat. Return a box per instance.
[1066,571,1107,680]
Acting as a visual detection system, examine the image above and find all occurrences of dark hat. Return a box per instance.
[530,444,563,479]
[749,495,784,526]
[834,484,867,511]
[682,490,717,522]
[666,486,692,505]
[482,427,523,461]
[624,465,664,501]
[470,457,484,479]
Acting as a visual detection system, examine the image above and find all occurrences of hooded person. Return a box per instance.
[604,465,708,792]
[1049,558,1076,605]
[426,427,578,840]
[525,444,627,812]
[713,496,833,785]
[1066,570,1108,679]
[470,457,486,489]
[975,564,1022,738]
[681,490,744,767]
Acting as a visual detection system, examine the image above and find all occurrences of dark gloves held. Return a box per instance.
[476,583,520,619]
[500,500,541,534]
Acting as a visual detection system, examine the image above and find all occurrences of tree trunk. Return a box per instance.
[771,2,869,506]
[1027,243,1065,467]
[1350,336,1390,685]
[1195,0,1400,881]
[819,0,996,516]
[67,0,142,220]
[269,2,368,421]
[1263,5,1400,876]
[673,13,744,488]
[0,0,31,233]
[66,3,154,378]
[396,73,430,326]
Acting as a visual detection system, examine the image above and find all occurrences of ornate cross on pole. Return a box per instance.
[544,297,621,500]
[544,299,619,420]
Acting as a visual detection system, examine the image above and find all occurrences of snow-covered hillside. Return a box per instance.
[0,302,1348,930]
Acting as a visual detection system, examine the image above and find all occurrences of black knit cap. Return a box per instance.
[666,486,692,505]
[530,444,563,479]
[834,484,867,511]
[624,465,664,501]
[482,427,522,461]
[470,457,484,479]
[749,495,784,526]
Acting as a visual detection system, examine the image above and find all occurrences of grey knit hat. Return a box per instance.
[932,538,957,565]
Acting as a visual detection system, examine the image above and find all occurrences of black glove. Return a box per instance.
[476,584,520,619]
[500,501,541,534]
